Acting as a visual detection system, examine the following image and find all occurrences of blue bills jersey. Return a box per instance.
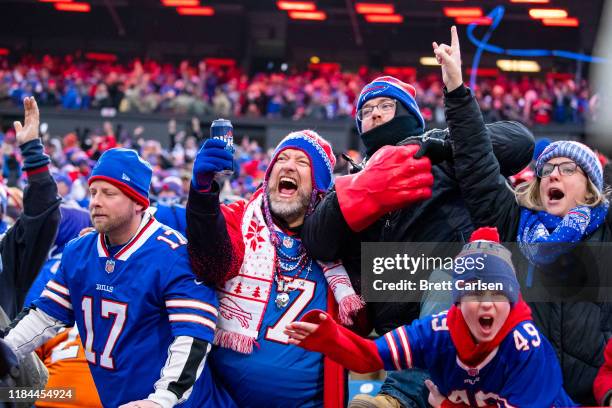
[375,312,576,408]
[33,216,232,408]
[211,230,329,408]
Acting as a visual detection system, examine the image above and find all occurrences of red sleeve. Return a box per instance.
[298,310,384,374]
[594,339,612,406]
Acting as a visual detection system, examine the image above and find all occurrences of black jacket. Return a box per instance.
[301,107,534,334]
[0,162,61,320]
[447,84,611,405]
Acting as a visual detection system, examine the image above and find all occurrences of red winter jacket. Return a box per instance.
[594,339,612,406]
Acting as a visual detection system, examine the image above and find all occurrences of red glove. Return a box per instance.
[298,310,384,374]
[335,145,433,232]
[594,339,612,406]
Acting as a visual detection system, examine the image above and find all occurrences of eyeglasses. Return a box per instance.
[538,161,583,178]
[357,99,396,121]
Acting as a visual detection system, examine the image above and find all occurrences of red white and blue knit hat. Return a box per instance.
[356,76,425,134]
[535,141,603,192]
[88,148,153,209]
[265,130,336,193]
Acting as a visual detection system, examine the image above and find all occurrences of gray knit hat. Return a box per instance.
[535,141,603,191]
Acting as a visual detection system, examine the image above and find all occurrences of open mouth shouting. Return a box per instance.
[477,314,496,339]
[547,187,565,203]
[278,176,299,199]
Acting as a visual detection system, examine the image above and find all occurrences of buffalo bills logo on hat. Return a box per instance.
[362,84,389,97]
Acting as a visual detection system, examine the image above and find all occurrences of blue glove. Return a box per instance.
[192,138,234,191]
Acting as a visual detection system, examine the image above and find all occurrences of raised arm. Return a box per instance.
[435,27,522,240]
[186,139,244,287]
[0,97,61,318]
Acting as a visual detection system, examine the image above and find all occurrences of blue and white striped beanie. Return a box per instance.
[535,141,603,192]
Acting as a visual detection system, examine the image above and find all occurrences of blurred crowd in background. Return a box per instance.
[0,55,598,126]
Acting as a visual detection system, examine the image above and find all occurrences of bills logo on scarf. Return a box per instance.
[219,297,253,329]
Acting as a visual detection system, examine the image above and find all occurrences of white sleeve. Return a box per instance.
[146,336,210,408]
[4,308,65,360]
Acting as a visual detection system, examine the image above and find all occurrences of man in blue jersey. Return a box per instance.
[2,148,233,408]
[186,130,433,407]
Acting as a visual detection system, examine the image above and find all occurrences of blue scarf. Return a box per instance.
[517,203,609,265]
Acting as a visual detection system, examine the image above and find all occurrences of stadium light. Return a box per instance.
[277,1,317,11]
[54,2,90,12]
[466,68,499,77]
[39,0,74,3]
[355,3,395,14]
[454,17,492,25]
[85,53,118,62]
[419,57,439,66]
[288,11,327,20]
[364,14,403,23]
[383,66,416,76]
[510,0,550,3]
[542,17,579,26]
[204,58,236,67]
[443,7,482,18]
[528,9,568,19]
[161,0,199,6]
[496,59,541,72]
[176,6,214,15]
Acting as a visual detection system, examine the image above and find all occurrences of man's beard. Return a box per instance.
[90,208,134,235]
[267,188,311,224]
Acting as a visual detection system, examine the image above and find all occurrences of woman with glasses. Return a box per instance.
[438,26,611,406]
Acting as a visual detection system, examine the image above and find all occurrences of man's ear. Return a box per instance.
[135,202,146,214]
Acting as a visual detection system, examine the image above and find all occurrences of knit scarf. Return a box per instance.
[517,203,608,265]
[447,299,532,367]
[214,190,364,354]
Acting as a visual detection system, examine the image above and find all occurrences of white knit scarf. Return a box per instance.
[214,190,363,354]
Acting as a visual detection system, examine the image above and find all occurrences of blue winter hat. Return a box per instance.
[53,172,73,188]
[265,130,336,192]
[356,76,425,134]
[89,148,153,208]
[535,141,603,191]
[532,138,551,161]
[452,227,520,305]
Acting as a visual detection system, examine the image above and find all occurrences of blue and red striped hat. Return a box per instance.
[356,76,425,134]
[265,130,336,193]
[89,148,153,209]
